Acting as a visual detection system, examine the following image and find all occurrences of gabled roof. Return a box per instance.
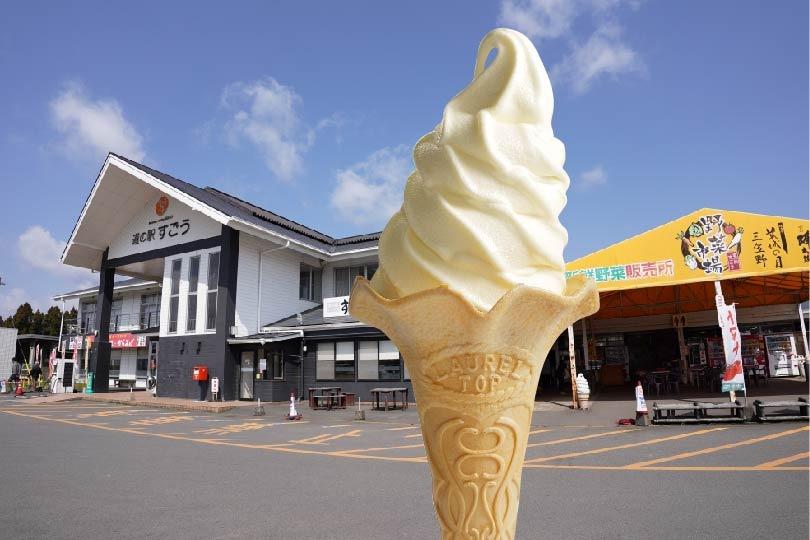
[61,154,380,271]
[112,155,380,254]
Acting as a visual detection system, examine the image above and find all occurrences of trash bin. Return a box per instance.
[85,372,94,394]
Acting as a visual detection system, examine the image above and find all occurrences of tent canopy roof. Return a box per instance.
[566,208,809,318]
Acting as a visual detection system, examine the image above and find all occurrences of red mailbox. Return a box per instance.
[192,365,208,381]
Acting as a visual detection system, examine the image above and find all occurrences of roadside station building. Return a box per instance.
[59,153,396,401]
[57,154,808,401]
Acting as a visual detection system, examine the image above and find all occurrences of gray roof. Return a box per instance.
[265,304,358,328]
[113,154,381,254]
[55,277,157,299]
[228,331,303,343]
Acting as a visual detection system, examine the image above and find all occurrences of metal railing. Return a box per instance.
[68,312,161,334]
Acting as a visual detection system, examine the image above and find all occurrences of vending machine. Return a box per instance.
[764,333,800,377]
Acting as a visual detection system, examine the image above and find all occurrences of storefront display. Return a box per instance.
[765,333,800,377]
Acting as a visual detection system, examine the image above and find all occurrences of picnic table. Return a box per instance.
[370,387,409,411]
[308,386,342,409]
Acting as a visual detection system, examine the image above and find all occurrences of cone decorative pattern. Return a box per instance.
[350,276,599,540]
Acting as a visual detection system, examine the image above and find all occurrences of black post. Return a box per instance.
[216,225,239,400]
[90,249,114,392]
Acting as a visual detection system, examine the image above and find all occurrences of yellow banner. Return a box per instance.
[566,209,809,291]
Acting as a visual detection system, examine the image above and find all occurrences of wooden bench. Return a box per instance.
[753,398,809,422]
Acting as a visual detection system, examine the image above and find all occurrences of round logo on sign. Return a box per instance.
[155,196,169,216]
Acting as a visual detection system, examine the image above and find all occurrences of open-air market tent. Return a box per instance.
[563,209,809,388]
[566,208,809,320]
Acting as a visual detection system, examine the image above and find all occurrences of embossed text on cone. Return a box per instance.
[350,276,599,540]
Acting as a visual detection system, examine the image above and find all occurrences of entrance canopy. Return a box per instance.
[566,209,809,319]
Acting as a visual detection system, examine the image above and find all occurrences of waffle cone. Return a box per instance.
[350,275,599,540]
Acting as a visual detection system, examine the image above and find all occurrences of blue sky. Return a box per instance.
[0,0,807,315]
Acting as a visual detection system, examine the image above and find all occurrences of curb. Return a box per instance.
[77,394,240,413]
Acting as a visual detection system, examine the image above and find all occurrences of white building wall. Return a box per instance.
[259,248,320,327]
[234,236,260,337]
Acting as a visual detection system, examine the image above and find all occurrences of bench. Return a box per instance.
[652,402,700,424]
[694,401,745,423]
[652,401,745,424]
[753,398,809,422]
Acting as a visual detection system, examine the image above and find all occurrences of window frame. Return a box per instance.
[333,264,378,296]
[299,264,323,302]
[168,258,182,333]
[186,255,200,333]
[205,251,220,331]
[139,292,160,330]
[357,339,402,382]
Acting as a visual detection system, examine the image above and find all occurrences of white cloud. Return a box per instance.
[330,146,411,227]
[579,164,608,189]
[498,0,644,94]
[0,287,27,317]
[221,78,310,182]
[50,82,145,161]
[551,22,643,94]
[499,0,579,40]
[17,226,93,284]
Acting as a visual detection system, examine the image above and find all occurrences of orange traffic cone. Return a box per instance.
[14,381,24,397]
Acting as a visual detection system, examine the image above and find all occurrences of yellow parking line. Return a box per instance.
[387,426,419,431]
[527,429,636,448]
[404,433,423,439]
[524,464,810,472]
[292,429,363,445]
[754,451,810,470]
[525,427,726,464]
[333,443,424,455]
[529,428,551,435]
[625,426,810,469]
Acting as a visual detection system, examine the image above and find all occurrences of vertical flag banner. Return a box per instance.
[718,301,745,393]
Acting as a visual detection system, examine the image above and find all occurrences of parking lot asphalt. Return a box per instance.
[1,398,808,539]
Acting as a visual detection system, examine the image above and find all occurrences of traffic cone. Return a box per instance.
[287,392,302,420]
[635,380,649,426]
[14,381,24,397]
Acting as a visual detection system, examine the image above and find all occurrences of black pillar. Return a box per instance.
[216,225,239,400]
[90,249,115,392]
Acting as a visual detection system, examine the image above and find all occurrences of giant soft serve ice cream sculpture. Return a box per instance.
[350,28,599,540]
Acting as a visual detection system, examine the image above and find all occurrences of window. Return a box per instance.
[299,264,322,302]
[272,353,284,380]
[316,342,335,380]
[259,352,284,380]
[379,340,401,381]
[168,259,182,333]
[109,350,122,378]
[110,299,123,331]
[358,340,401,381]
[136,356,148,378]
[335,341,355,381]
[205,252,220,331]
[334,263,378,296]
[81,302,96,333]
[186,256,200,332]
[140,293,160,329]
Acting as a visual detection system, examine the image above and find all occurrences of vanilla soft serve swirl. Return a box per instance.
[370,28,570,312]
